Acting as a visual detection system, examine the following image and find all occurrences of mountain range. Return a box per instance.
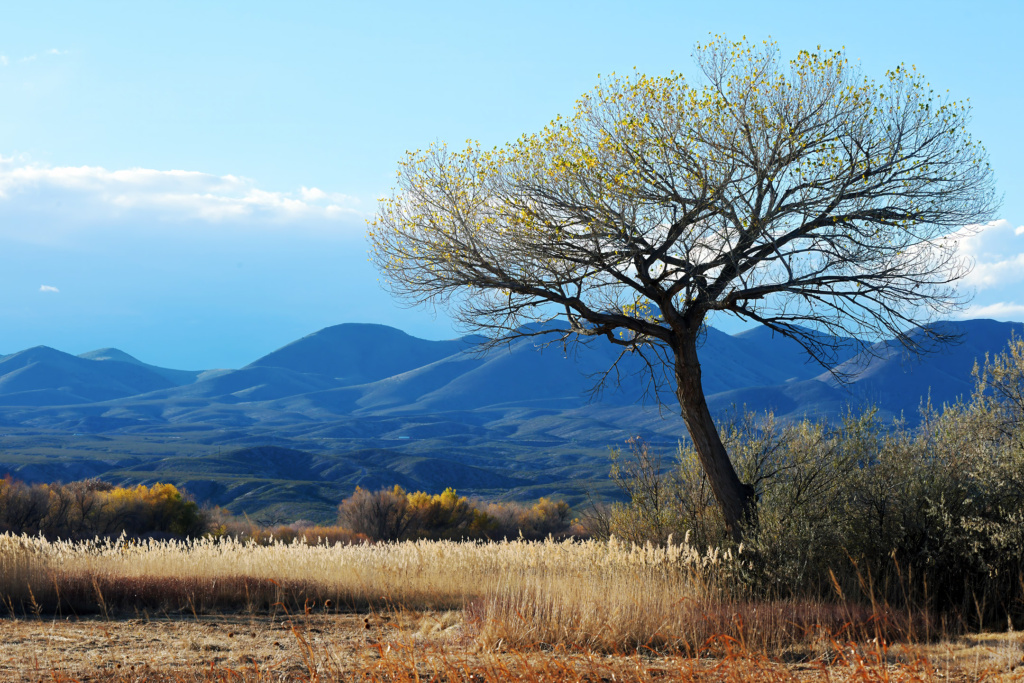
[0,318,1019,521]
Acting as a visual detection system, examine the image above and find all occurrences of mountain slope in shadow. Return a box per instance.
[268,325,859,417]
[705,320,1024,422]
[247,323,479,383]
[0,346,176,405]
[0,319,1018,431]
[78,348,207,386]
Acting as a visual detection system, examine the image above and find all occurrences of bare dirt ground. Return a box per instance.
[2,613,389,681]
[1,612,1022,682]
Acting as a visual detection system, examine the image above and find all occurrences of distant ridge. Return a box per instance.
[705,320,1024,422]
[0,318,1018,428]
[0,346,175,405]
[819,319,1024,418]
[246,323,477,385]
[79,347,206,386]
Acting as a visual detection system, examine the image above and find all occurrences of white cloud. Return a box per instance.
[959,301,1024,320]
[0,56,7,67]
[0,157,365,235]
[964,253,1024,290]
[300,186,327,201]
[39,285,59,293]
[12,50,66,64]
[952,219,1024,290]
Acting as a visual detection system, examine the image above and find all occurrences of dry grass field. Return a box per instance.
[2,533,1023,681]
[3,612,1023,681]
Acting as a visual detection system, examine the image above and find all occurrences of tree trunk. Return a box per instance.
[674,333,755,542]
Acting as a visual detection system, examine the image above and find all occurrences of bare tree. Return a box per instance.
[368,38,998,539]
[338,486,415,541]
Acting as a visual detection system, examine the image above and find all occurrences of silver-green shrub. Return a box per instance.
[598,337,1024,626]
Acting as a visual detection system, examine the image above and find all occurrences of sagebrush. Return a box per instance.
[591,336,1024,628]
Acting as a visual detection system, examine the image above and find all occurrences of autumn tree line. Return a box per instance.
[0,475,576,543]
[204,486,577,544]
[334,486,574,542]
[0,478,205,539]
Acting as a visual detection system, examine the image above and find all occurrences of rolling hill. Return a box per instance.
[0,346,176,405]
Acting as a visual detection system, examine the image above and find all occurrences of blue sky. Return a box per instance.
[1,1,1021,369]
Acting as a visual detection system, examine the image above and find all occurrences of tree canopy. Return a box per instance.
[368,37,998,537]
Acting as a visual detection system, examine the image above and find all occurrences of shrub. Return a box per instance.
[406,487,481,539]
[336,486,575,542]
[0,478,205,539]
[337,485,414,541]
[479,497,573,540]
[588,337,1024,628]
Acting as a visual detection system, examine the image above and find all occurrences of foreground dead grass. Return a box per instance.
[1,612,1022,682]
[0,534,935,653]
[3,534,1024,680]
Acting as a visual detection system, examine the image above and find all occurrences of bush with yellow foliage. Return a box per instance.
[338,485,575,541]
[0,477,204,539]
